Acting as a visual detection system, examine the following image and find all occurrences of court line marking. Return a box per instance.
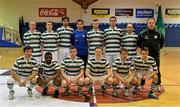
[92,85,97,104]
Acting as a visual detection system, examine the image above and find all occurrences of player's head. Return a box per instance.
[70,46,77,58]
[127,23,134,34]
[62,16,70,27]
[23,46,33,58]
[92,19,99,29]
[109,16,117,27]
[95,47,103,58]
[141,47,149,60]
[29,21,36,31]
[147,18,156,30]
[46,21,53,31]
[120,48,128,60]
[45,52,52,64]
[76,19,84,30]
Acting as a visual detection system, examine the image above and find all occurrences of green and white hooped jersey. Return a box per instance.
[12,56,38,77]
[121,33,138,59]
[39,61,60,78]
[104,27,123,53]
[87,29,104,55]
[57,26,74,48]
[87,57,110,77]
[112,57,133,75]
[131,56,158,72]
[61,56,84,76]
[41,31,59,52]
[23,30,41,58]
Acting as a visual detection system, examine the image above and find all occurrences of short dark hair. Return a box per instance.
[93,19,99,22]
[76,19,84,24]
[45,52,52,57]
[61,16,70,22]
[109,16,117,21]
[95,47,103,51]
[120,48,128,54]
[127,23,134,27]
[46,21,53,25]
[23,46,33,52]
[70,46,77,50]
[142,47,149,52]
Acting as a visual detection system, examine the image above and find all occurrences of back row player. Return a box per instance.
[23,16,139,65]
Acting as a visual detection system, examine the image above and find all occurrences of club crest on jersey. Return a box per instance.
[145,35,149,39]
[154,35,158,39]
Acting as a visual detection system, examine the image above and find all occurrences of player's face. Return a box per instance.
[70,49,77,58]
[24,49,32,59]
[93,21,99,29]
[29,22,36,31]
[127,24,133,33]
[147,19,155,30]
[141,51,149,60]
[46,22,53,31]
[45,54,52,64]
[76,22,84,30]
[110,18,117,27]
[63,19,69,27]
[120,51,128,60]
[95,48,103,58]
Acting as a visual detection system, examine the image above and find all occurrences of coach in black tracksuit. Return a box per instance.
[137,18,164,87]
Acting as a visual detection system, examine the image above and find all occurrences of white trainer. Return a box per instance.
[9,90,15,100]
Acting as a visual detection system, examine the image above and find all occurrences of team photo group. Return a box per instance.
[7,16,164,101]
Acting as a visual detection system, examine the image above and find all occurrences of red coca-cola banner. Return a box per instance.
[39,8,67,17]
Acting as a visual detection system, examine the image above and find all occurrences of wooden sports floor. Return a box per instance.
[0,47,180,107]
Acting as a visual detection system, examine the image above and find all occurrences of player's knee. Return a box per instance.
[7,77,14,84]
[132,77,140,86]
[54,77,61,83]
[113,78,119,84]
[107,77,113,85]
[78,77,84,85]
[84,77,91,85]
[31,78,36,84]
[53,77,61,86]
[152,75,158,83]
[61,79,67,87]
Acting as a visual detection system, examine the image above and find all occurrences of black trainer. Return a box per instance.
[62,86,70,96]
[42,87,48,96]
[53,90,59,98]
[101,85,106,94]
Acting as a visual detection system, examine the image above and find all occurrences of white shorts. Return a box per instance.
[135,70,153,79]
[115,73,129,80]
[7,76,31,87]
[58,47,69,64]
[34,56,42,64]
[105,53,119,65]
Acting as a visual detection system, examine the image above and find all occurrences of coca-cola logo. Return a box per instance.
[39,8,67,17]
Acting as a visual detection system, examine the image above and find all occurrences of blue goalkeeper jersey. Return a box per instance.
[71,29,88,56]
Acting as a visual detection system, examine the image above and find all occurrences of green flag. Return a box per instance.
[156,5,165,37]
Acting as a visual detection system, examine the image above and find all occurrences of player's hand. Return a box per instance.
[41,78,48,85]
[124,79,130,86]
[95,79,101,85]
[18,79,25,87]
[142,75,148,80]
[22,80,27,87]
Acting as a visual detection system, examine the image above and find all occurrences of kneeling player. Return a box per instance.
[131,47,159,99]
[61,46,85,96]
[37,52,61,98]
[7,46,37,100]
[112,48,134,97]
[85,47,113,95]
